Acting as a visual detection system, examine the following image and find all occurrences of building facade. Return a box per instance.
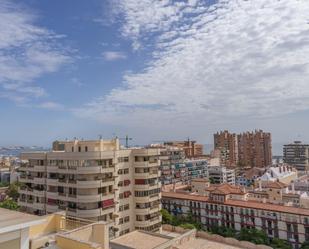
[163,140,203,157]
[162,188,309,248]
[18,139,162,237]
[208,166,235,185]
[214,130,238,167]
[237,130,272,168]
[284,141,309,171]
[214,130,272,169]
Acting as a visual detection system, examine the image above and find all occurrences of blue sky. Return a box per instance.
[1,0,309,154]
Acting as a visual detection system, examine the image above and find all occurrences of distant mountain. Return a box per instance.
[0,146,49,157]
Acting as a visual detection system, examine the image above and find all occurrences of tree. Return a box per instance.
[161,209,173,224]
[270,238,292,249]
[7,182,22,201]
[237,228,269,245]
[0,198,19,210]
[179,223,196,229]
[301,241,309,249]
[209,177,215,184]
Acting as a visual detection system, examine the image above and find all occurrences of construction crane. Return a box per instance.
[118,135,133,148]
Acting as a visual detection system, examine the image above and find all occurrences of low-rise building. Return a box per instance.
[208,166,235,185]
[162,186,309,248]
[257,164,297,186]
[0,208,45,249]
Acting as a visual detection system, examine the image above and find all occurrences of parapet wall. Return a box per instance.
[162,225,272,249]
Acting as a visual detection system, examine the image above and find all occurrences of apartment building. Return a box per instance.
[213,130,272,169]
[157,145,208,185]
[214,130,238,167]
[159,146,186,185]
[163,140,203,157]
[162,185,309,248]
[18,138,162,237]
[284,141,309,171]
[208,166,235,185]
[238,130,272,168]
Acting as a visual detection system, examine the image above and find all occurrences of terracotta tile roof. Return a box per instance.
[162,191,309,216]
[264,181,288,189]
[205,183,245,195]
[192,178,209,183]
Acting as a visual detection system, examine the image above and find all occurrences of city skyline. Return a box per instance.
[1,0,309,148]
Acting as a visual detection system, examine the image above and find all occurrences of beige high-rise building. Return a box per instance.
[18,138,162,237]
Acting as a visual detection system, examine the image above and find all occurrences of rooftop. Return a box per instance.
[162,191,309,216]
[110,230,170,249]
[0,208,45,234]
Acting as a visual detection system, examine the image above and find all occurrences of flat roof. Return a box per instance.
[0,208,45,234]
[110,230,170,249]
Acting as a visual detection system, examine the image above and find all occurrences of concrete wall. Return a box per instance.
[29,213,63,238]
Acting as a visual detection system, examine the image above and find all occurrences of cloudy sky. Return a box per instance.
[1,0,309,154]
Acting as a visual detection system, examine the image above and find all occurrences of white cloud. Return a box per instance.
[0,0,71,104]
[77,0,309,133]
[102,51,127,61]
[38,101,63,110]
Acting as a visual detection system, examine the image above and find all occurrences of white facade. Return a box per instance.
[18,139,162,238]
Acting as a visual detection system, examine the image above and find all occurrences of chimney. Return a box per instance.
[291,181,295,194]
[259,179,262,191]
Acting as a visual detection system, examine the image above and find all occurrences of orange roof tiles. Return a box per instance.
[264,181,288,189]
[162,191,309,216]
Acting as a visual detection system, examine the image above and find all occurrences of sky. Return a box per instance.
[1,0,309,154]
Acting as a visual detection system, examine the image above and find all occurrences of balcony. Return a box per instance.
[77,179,102,188]
[19,176,35,183]
[46,204,59,213]
[135,193,161,203]
[33,189,45,197]
[135,216,162,227]
[47,178,59,185]
[135,205,161,215]
[76,208,102,218]
[34,177,45,184]
[134,161,160,168]
[134,182,161,191]
[101,178,114,187]
[134,171,160,179]
[46,191,58,199]
[77,194,102,202]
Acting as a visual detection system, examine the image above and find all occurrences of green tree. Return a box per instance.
[7,182,22,201]
[270,238,292,249]
[237,228,269,245]
[0,182,9,187]
[301,241,309,249]
[0,198,19,210]
[179,223,196,229]
[161,209,173,224]
[209,177,215,184]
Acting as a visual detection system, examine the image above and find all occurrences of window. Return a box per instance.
[85,146,88,152]
[78,146,81,152]
[72,147,74,152]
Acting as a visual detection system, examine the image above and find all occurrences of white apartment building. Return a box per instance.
[284,141,309,171]
[208,166,235,185]
[18,139,162,237]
